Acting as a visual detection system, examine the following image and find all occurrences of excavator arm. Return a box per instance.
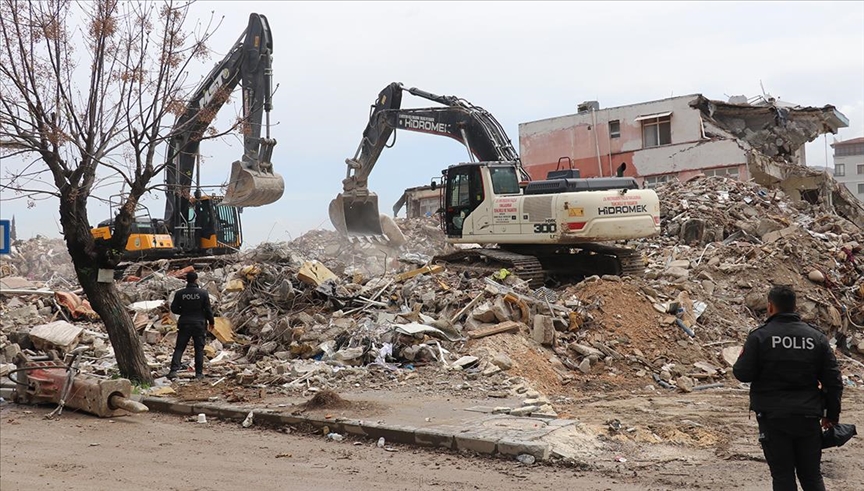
[164,13,283,232]
[330,82,527,239]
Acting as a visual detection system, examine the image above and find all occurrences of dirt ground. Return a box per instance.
[2,388,862,491]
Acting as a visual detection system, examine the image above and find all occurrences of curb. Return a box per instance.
[140,397,552,461]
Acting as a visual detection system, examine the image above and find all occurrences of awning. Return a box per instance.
[635,111,672,122]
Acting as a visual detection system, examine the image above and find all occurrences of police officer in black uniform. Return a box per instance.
[168,271,214,380]
[733,285,843,491]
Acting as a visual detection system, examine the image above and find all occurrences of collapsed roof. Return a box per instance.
[692,95,849,161]
[691,95,862,228]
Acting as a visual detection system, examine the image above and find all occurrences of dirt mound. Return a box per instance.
[303,389,351,410]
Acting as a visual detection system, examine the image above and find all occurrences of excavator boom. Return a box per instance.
[164,12,283,233]
[330,83,524,240]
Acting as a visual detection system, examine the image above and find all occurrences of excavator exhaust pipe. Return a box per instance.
[329,193,407,246]
[222,160,285,207]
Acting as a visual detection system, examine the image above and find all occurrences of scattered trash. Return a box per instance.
[242,411,254,428]
[0,198,861,433]
[327,433,344,442]
[516,454,536,464]
[197,413,207,424]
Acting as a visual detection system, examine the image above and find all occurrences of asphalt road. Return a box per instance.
[1,403,645,491]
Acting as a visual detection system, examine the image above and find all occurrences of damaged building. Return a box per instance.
[392,184,440,218]
[518,93,862,226]
[832,136,864,203]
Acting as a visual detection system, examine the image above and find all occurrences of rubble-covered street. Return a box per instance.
[2,173,863,488]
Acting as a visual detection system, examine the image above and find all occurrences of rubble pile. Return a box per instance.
[643,175,863,331]
[1,189,863,409]
[0,236,75,285]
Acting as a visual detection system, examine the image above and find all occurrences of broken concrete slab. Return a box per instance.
[29,320,83,352]
[531,315,555,346]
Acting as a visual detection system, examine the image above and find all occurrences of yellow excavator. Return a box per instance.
[92,13,284,262]
[330,83,660,284]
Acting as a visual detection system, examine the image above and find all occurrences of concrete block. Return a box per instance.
[339,421,368,437]
[454,434,498,455]
[360,423,416,445]
[492,297,512,323]
[217,407,249,421]
[168,403,194,415]
[29,320,83,352]
[510,406,537,416]
[275,414,305,426]
[414,428,455,449]
[532,315,555,346]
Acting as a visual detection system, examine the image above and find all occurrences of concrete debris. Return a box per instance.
[1,203,862,412]
[29,321,83,353]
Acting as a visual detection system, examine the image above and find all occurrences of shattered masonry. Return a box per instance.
[1,177,862,407]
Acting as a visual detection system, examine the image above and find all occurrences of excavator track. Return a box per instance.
[433,249,545,287]
[433,244,645,287]
[574,243,646,278]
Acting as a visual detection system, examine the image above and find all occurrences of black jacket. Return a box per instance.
[170,283,215,325]
[733,313,842,421]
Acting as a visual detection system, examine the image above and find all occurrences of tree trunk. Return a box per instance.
[60,196,154,385]
[77,268,154,385]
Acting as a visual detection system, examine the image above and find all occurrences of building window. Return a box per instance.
[836,143,864,157]
[643,174,673,188]
[858,164,864,175]
[858,183,864,195]
[609,120,620,138]
[703,166,740,179]
[642,117,671,148]
[835,164,845,176]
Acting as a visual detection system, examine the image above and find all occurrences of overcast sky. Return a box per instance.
[2,1,863,246]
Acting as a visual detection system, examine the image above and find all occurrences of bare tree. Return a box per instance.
[0,0,227,383]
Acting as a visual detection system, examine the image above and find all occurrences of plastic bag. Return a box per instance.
[822,423,857,449]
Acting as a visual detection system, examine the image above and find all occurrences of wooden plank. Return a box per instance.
[467,321,521,339]
[297,261,338,287]
[209,316,235,344]
[396,264,444,282]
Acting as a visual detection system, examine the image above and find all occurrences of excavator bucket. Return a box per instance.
[222,160,285,207]
[329,192,386,240]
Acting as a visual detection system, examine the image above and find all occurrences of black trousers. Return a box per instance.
[757,415,825,491]
[170,322,206,374]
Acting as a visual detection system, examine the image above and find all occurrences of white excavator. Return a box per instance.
[330,83,660,284]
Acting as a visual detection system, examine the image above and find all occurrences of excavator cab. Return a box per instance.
[442,164,486,238]
[185,195,242,254]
